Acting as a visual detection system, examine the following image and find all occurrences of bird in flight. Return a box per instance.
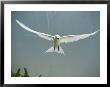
[16,19,99,54]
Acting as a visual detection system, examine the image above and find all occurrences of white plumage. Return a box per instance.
[16,19,99,54]
[60,30,99,43]
[16,20,53,41]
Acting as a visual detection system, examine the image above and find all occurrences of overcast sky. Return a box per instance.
[11,11,100,77]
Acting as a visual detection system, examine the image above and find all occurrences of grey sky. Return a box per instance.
[11,11,100,77]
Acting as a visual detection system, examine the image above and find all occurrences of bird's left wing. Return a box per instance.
[60,30,99,43]
[16,19,53,41]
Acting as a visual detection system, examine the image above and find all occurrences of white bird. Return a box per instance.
[16,19,99,54]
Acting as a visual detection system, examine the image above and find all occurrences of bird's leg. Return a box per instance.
[54,46,55,51]
[58,46,59,51]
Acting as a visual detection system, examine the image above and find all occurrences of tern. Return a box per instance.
[16,19,99,54]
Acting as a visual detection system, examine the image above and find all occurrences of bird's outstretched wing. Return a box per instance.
[60,30,99,43]
[16,19,53,41]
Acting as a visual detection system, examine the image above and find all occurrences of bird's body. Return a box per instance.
[16,19,99,54]
[53,38,60,51]
[53,35,61,51]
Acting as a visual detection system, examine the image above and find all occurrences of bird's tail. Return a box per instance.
[45,46,64,54]
[45,47,54,53]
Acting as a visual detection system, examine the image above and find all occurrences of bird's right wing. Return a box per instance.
[16,19,53,41]
[60,30,99,43]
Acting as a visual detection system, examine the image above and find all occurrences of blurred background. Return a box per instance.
[11,11,100,77]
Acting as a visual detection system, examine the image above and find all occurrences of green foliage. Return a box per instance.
[11,67,29,77]
[38,74,42,77]
[22,67,29,77]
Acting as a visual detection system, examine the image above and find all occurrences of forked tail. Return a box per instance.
[45,46,64,54]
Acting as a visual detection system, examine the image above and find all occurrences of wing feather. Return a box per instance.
[16,19,53,41]
[60,30,99,43]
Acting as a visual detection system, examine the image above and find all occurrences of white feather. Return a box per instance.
[45,47,54,53]
[16,19,53,41]
[60,30,99,43]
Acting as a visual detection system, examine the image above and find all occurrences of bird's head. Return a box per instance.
[54,35,61,39]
